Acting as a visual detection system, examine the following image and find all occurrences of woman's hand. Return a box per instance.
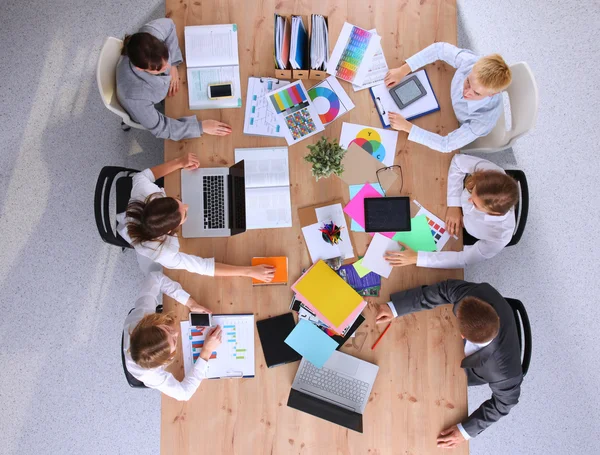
[168,66,180,96]
[201,119,233,136]
[178,152,200,170]
[199,326,222,360]
[445,206,463,236]
[248,265,276,282]
[388,112,413,133]
[384,64,411,87]
[384,242,418,266]
[185,297,212,314]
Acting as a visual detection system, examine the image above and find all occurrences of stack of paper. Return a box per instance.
[289,16,308,70]
[310,14,329,70]
[274,14,290,70]
[352,29,389,91]
[291,260,367,334]
[243,77,290,137]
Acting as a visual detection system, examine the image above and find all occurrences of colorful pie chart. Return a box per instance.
[349,128,387,162]
[308,86,340,124]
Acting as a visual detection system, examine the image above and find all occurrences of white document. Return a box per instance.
[244,77,290,137]
[352,29,388,91]
[315,203,355,260]
[327,22,381,86]
[371,69,440,126]
[181,314,255,379]
[301,222,342,263]
[339,122,399,168]
[184,24,242,110]
[235,147,292,229]
[362,233,401,278]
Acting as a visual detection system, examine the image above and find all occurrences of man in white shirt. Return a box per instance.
[123,271,221,401]
[375,280,523,448]
[384,43,512,153]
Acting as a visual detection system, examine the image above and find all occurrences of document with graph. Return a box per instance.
[181,314,255,378]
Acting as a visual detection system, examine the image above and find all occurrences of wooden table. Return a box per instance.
[162,1,466,453]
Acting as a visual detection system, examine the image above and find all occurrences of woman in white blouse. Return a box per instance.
[386,154,518,269]
[123,271,221,401]
[117,153,274,282]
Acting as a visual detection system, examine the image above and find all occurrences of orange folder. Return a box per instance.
[251,257,288,285]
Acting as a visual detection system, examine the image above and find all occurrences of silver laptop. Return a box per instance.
[180,161,246,238]
[287,350,379,433]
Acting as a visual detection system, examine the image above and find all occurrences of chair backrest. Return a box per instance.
[462,62,539,153]
[505,169,529,247]
[121,309,148,388]
[94,166,139,249]
[504,298,532,377]
[96,37,145,129]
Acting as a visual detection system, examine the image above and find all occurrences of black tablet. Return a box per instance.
[389,75,427,109]
[256,313,302,368]
[364,197,411,232]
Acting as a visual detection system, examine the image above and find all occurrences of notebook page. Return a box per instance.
[184,25,239,68]
[234,147,290,188]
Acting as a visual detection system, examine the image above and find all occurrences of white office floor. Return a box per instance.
[0,1,598,454]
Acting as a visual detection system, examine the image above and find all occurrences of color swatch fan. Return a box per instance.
[340,122,399,167]
[268,80,324,145]
[308,76,355,125]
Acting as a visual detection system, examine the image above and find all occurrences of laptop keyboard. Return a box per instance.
[202,175,226,230]
[298,361,370,407]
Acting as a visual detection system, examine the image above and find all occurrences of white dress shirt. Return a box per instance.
[405,43,503,153]
[123,271,209,401]
[385,301,492,440]
[417,154,515,269]
[116,169,215,276]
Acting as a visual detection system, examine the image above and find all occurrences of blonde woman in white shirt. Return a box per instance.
[116,153,274,282]
[123,271,221,401]
[385,154,518,269]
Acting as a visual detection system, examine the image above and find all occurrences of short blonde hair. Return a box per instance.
[130,312,177,369]
[473,54,512,92]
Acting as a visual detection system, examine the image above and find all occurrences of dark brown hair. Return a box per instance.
[456,297,500,343]
[126,193,181,246]
[130,312,177,369]
[122,32,169,71]
[465,170,518,215]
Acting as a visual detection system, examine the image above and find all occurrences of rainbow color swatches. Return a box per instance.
[335,26,373,82]
[269,85,308,114]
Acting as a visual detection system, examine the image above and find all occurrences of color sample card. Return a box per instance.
[284,319,338,368]
[267,80,324,145]
[413,200,457,251]
[327,22,381,86]
[307,76,355,125]
[391,215,437,252]
[340,122,398,167]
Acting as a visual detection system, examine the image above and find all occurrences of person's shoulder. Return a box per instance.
[140,18,174,39]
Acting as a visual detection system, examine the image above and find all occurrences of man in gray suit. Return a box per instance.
[375,280,523,449]
[116,18,232,141]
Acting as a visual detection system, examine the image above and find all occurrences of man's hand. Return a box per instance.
[384,63,411,87]
[445,206,463,236]
[248,264,276,282]
[201,119,233,136]
[375,304,394,325]
[178,152,200,170]
[199,326,222,360]
[168,65,180,96]
[388,112,413,133]
[185,297,212,314]
[437,425,466,449]
[384,242,417,267]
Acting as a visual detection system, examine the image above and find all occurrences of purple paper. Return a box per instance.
[337,264,381,291]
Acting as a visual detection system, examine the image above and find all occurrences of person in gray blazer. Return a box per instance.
[375,280,523,449]
[116,18,232,141]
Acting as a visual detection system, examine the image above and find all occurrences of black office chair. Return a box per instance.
[463,169,529,247]
[505,298,532,377]
[121,324,148,388]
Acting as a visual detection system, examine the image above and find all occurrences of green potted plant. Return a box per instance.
[304,136,347,181]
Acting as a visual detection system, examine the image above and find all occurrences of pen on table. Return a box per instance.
[371,322,392,350]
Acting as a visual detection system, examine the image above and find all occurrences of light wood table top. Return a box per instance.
[161,1,466,453]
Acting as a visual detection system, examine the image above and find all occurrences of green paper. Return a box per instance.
[352,258,372,278]
[392,215,437,252]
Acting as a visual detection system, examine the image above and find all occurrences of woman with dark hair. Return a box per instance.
[116,18,232,141]
[385,154,518,269]
[116,152,275,282]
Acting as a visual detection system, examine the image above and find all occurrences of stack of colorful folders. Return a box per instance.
[291,260,367,334]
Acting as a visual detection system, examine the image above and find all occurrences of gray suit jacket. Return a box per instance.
[390,280,523,438]
[116,18,203,141]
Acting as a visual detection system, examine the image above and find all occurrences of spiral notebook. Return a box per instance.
[244,77,290,137]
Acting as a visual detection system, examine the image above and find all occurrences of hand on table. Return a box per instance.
[199,326,222,360]
[178,152,200,170]
[168,66,180,96]
[249,264,276,282]
[202,119,232,136]
[375,304,394,325]
[384,242,418,267]
[437,425,466,449]
[185,297,212,314]
[384,64,411,87]
[445,207,463,236]
[388,112,413,133]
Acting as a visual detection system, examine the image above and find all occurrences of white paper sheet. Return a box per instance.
[352,29,388,91]
[301,222,341,263]
[362,233,402,278]
[235,147,289,188]
[315,203,355,260]
[243,77,290,137]
[187,66,242,110]
[184,25,239,68]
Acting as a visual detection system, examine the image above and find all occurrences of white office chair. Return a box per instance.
[461,62,539,153]
[96,37,146,131]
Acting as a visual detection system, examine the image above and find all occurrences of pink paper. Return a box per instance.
[343,183,395,238]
